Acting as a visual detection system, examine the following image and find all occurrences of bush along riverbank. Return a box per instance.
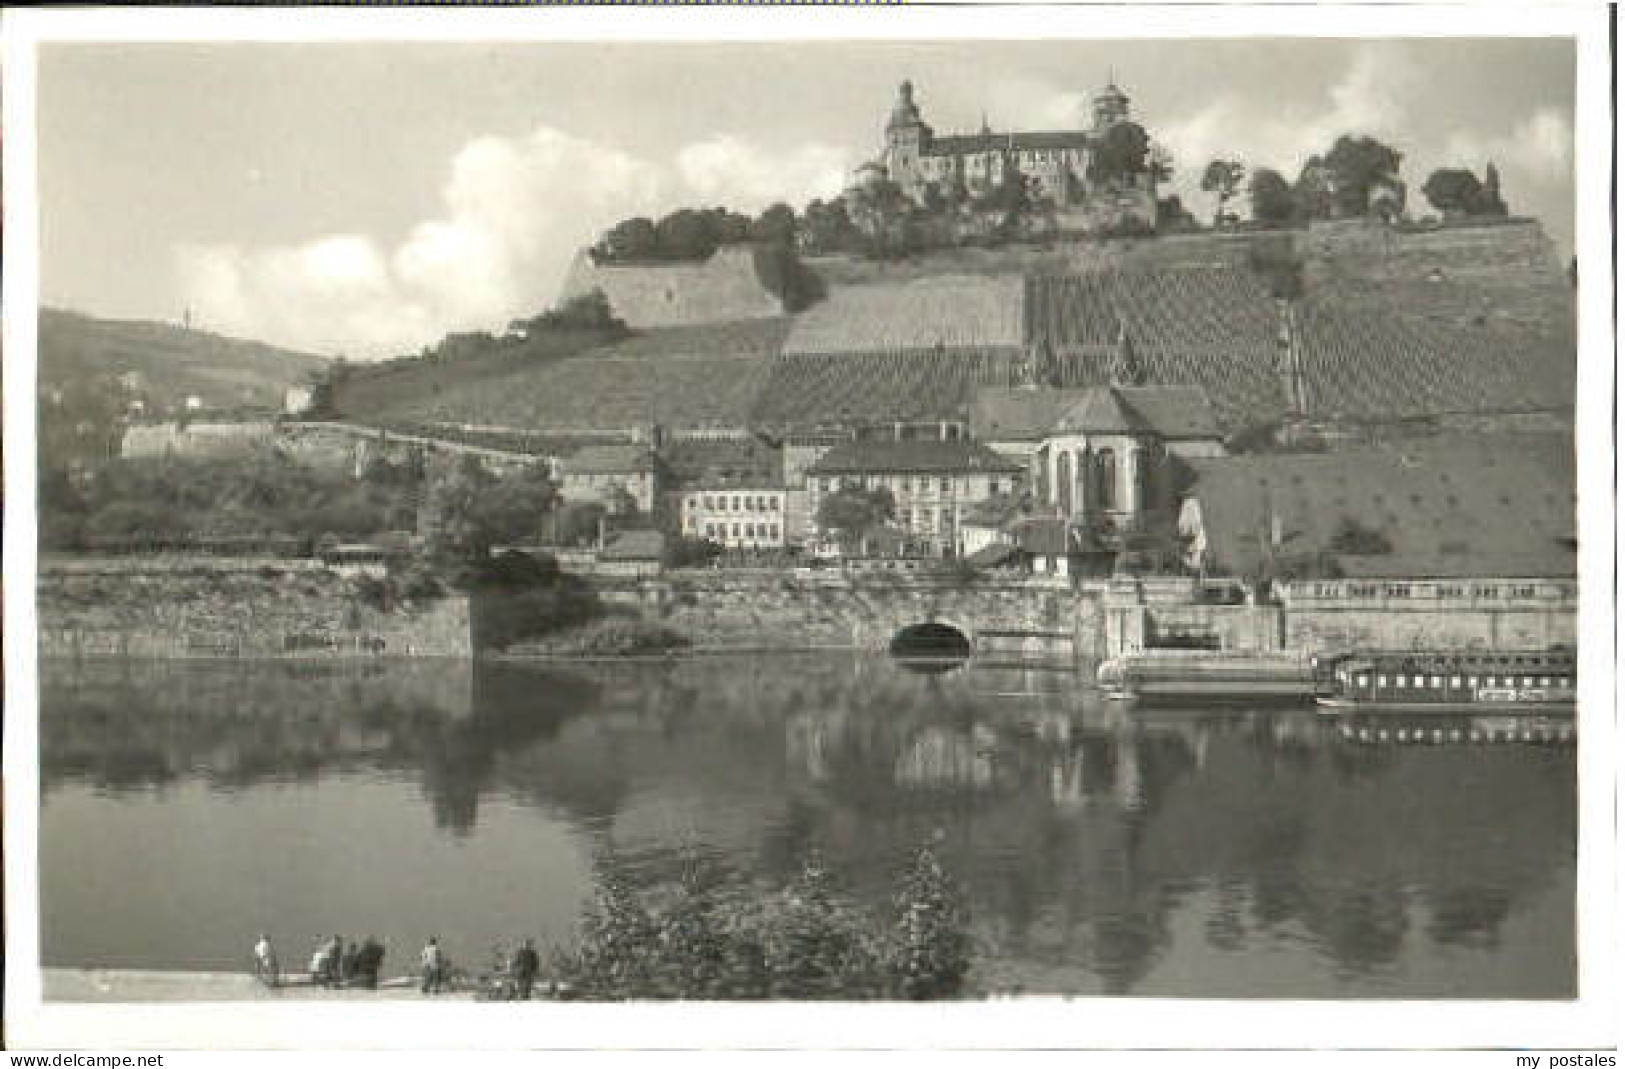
[500,616,692,658]
[548,846,971,1000]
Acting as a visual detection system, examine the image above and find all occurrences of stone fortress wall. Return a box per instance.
[569,218,1569,335]
[558,245,786,329]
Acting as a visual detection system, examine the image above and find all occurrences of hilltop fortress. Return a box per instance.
[871,78,1158,234]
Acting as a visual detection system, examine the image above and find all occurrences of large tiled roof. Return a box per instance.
[969,388,1070,442]
[783,276,1026,355]
[1117,386,1223,440]
[808,439,1021,476]
[662,437,783,487]
[1055,387,1156,435]
[1184,433,1576,579]
[751,346,1018,431]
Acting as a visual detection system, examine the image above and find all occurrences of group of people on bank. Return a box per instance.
[309,934,388,989]
[252,933,543,998]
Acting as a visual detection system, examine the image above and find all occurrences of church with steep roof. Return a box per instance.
[868,78,1159,233]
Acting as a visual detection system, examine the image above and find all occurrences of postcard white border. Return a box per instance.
[3,1,1617,1053]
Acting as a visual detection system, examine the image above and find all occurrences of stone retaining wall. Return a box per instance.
[37,557,472,659]
[604,571,1096,655]
[558,246,785,329]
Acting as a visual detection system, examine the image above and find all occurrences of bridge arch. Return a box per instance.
[888,621,973,661]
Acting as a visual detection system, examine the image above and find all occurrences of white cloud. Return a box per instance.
[176,126,844,358]
[677,136,846,212]
[1442,107,1573,183]
[1158,44,1433,220]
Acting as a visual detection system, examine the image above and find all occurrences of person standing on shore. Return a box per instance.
[420,936,444,995]
[340,940,359,987]
[359,935,385,989]
[253,934,279,987]
[309,938,330,988]
[510,938,540,1000]
[325,934,344,988]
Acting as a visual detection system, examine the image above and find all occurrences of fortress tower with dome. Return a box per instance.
[865,78,1159,234]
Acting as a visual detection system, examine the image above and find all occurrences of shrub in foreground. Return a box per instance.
[550,846,971,1000]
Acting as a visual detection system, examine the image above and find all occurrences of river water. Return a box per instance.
[39,654,1576,998]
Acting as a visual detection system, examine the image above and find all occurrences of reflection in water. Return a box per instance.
[39,654,1576,997]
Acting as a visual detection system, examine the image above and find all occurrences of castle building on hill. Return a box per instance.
[871,78,1158,233]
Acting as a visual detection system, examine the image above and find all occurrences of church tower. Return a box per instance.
[1092,80,1131,132]
[884,80,932,194]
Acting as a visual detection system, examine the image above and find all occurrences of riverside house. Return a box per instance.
[560,444,665,515]
[806,439,1022,558]
[680,483,789,550]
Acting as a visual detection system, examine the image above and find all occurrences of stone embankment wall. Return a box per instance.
[1101,576,1577,658]
[37,557,471,659]
[1281,603,1575,653]
[599,571,1098,655]
[558,246,786,329]
[593,570,1572,661]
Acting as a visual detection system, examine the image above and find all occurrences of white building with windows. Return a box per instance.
[805,439,1022,557]
[680,485,789,549]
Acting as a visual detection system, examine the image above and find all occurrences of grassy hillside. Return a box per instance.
[328,325,630,422]
[331,319,789,433]
[37,307,329,471]
[293,218,1577,445]
[39,307,328,412]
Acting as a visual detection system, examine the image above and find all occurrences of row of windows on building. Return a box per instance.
[698,521,781,542]
[688,493,782,513]
[918,149,1081,172]
[815,475,1007,496]
[569,472,647,487]
[899,507,956,531]
[1356,673,1572,691]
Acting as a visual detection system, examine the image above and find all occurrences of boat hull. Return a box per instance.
[1110,680,1319,704]
[1099,652,1318,705]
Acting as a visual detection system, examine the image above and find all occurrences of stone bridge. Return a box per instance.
[605,572,1104,660]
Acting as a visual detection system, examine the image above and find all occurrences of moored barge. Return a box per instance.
[1314,648,1575,714]
[1097,650,1319,704]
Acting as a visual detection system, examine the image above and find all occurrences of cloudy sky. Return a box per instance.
[38,37,1574,358]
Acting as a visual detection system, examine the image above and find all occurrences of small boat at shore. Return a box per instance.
[1314,648,1576,715]
[1097,649,1318,704]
